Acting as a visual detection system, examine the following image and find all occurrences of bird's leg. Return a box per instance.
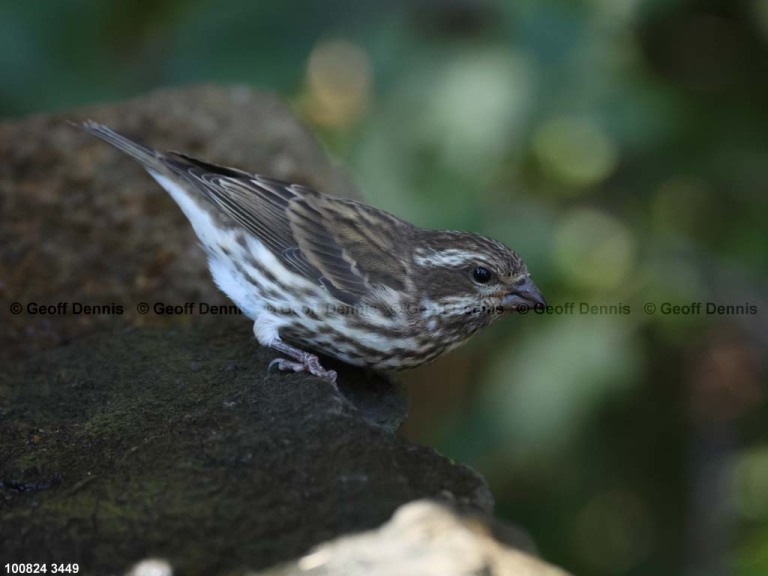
[268,340,338,385]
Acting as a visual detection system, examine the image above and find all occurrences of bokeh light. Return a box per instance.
[553,208,636,291]
[533,117,619,189]
[302,38,372,128]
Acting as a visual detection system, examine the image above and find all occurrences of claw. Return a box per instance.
[268,357,304,374]
[267,358,282,373]
[266,340,338,386]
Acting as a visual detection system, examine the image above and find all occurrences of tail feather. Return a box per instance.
[73,120,164,171]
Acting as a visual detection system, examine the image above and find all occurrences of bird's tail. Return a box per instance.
[73,120,165,172]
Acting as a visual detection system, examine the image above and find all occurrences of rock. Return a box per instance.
[0,324,487,574]
[260,500,570,576]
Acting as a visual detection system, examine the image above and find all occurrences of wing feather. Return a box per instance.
[162,153,412,305]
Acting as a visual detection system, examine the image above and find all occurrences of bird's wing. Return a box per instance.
[164,153,410,305]
[294,190,412,299]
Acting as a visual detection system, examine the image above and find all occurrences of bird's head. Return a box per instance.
[414,231,546,332]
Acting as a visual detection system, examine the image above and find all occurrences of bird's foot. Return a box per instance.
[267,342,338,385]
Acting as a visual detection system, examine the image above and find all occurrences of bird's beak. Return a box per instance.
[502,277,546,312]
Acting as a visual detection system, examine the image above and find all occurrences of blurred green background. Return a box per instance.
[3,0,766,574]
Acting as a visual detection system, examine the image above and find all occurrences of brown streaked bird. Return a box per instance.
[77,121,545,386]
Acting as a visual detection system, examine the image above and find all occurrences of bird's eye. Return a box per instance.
[472,266,492,284]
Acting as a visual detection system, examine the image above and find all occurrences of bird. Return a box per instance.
[76,121,545,386]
